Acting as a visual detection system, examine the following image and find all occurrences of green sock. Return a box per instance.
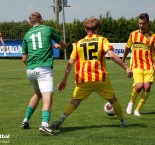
[24,106,35,121]
[42,110,51,123]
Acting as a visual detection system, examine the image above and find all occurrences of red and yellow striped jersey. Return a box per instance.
[70,34,113,84]
[126,30,155,70]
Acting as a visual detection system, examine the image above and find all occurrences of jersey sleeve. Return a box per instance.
[153,35,155,60]
[22,36,28,54]
[50,27,63,43]
[70,43,76,60]
[126,33,133,48]
[0,33,2,37]
[103,38,114,53]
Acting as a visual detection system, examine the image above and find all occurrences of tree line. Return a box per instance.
[0,14,155,58]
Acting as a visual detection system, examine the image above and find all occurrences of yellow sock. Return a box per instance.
[135,92,149,111]
[130,88,140,103]
[64,103,75,116]
[112,101,124,120]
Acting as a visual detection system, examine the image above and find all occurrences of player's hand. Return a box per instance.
[126,68,133,78]
[57,81,66,91]
[53,44,61,49]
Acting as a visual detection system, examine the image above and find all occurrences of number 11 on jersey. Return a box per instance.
[30,32,43,50]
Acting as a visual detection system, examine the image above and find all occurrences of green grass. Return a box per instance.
[0,59,155,145]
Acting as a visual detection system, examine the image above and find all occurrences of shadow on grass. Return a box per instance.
[141,111,155,115]
[55,123,148,135]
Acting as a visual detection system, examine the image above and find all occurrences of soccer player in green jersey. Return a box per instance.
[20,12,68,135]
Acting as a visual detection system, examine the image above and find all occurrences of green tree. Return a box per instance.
[1,14,155,58]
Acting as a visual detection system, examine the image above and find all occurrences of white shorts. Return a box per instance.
[27,67,54,93]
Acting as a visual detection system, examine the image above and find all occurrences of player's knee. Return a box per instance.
[108,96,117,104]
[71,99,82,108]
[144,83,152,92]
[135,84,144,92]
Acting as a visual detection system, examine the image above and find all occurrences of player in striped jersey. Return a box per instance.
[122,13,155,116]
[51,17,132,129]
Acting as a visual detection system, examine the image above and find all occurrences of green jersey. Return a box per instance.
[22,25,63,69]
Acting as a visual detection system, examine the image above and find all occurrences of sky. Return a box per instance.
[0,0,155,23]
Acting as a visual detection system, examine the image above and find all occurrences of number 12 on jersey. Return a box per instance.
[80,42,98,60]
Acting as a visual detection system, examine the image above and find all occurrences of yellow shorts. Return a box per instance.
[73,81,115,100]
[132,68,154,84]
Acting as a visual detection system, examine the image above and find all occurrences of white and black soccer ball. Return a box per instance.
[104,102,115,116]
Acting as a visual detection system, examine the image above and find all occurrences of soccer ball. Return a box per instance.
[104,102,115,116]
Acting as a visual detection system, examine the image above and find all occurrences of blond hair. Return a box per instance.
[29,12,42,24]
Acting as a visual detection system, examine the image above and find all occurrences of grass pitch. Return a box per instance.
[0,59,155,145]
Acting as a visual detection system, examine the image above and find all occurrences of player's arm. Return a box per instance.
[53,43,61,48]
[153,48,155,72]
[51,27,68,49]
[59,41,68,49]
[107,49,133,78]
[122,33,132,62]
[53,41,68,49]
[22,54,27,65]
[122,47,131,62]
[57,58,75,91]
[153,37,155,72]
[22,38,28,65]
[0,37,7,52]
[153,61,155,73]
